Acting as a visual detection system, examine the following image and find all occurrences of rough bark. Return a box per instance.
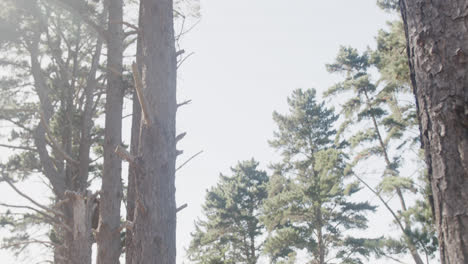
[97,0,124,263]
[399,1,468,263]
[66,191,98,264]
[126,3,143,264]
[130,0,177,263]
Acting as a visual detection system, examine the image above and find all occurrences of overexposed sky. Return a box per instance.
[175,0,404,263]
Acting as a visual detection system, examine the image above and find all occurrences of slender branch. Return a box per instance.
[177,52,195,69]
[353,173,428,263]
[176,150,203,171]
[177,99,192,108]
[1,239,58,250]
[1,174,64,218]
[0,143,37,152]
[0,202,57,225]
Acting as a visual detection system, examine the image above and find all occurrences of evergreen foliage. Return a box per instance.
[324,16,438,260]
[0,1,107,260]
[187,160,269,264]
[262,89,376,264]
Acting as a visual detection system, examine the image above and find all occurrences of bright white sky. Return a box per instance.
[174,0,408,263]
[0,0,428,263]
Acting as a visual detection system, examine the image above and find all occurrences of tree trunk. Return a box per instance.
[67,191,97,264]
[399,1,468,263]
[126,4,143,262]
[97,0,124,263]
[130,0,177,262]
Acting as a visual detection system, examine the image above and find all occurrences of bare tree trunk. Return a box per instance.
[130,0,177,262]
[97,0,124,263]
[126,4,143,264]
[66,191,98,264]
[399,1,468,263]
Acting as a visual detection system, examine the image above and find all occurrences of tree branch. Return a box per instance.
[176,203,187,213]
[176,150,203,171]
[177,99,192,108]
[1,173,64,218]
[0,143,37,152]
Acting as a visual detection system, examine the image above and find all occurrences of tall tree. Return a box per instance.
[127,0,178,262]
[399,0,468,262]
[372,16,438,262]
[325,46,428,264]
[0,1,106,263]
[125,2,143,263]
[262,89,376,264]
[96,0,124,263]
[187,160,269,264]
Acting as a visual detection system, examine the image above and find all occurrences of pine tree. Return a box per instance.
[187,160,269,264]
[372,16,438,261]
[0,1,107,263]
[262,88,376,264]
[325,44,438,263]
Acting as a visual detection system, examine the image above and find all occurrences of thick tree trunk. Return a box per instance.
[130,0,177,263]
[67,191,97,264]
[97,0,124,263]
[399,1,468,263]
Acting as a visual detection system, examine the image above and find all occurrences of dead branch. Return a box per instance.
[176,150,203,171]
[176,132,187,143]
[131,62,151,125]
[177,52,195,69]
[176,49,185,57]
[176,203,187,213]
[177,99,192,108]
